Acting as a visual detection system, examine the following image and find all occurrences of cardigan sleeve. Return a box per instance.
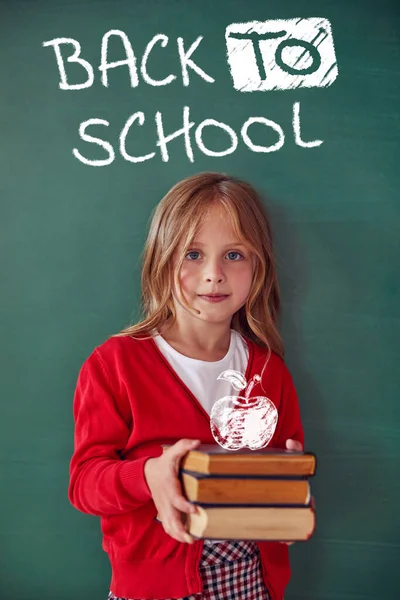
[68,349,154,517]
[273,363,305,450]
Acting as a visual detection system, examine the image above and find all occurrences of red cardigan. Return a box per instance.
[69,333,304,600]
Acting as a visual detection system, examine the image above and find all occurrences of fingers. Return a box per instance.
[156,494,197,544]
[167,438,201,461]
[163,502,197,544]
[280,541,295,546]
[173,487,198,516]
[286,438,303,451]
[158,439,201,544]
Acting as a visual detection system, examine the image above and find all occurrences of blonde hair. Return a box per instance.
[114,172,284,358]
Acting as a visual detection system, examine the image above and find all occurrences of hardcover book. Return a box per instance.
[180,470,311,505]
[162,443,317,477]
[156,500,316,541]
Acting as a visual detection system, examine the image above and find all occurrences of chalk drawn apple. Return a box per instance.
[210,370,278,450]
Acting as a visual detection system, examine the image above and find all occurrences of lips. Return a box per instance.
[198,294,229,303]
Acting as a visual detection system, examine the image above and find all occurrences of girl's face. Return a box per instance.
[172,203,255,326]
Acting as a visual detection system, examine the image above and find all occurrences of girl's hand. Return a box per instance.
[144,438,201,544]
[285,438,303,452]
[282,438,303,546]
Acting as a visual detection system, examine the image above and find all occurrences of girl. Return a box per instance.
[69,172,304,600]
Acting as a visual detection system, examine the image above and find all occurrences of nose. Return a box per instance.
[204,258,227,283]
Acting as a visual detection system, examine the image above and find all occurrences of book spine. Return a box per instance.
[180,469,311,480]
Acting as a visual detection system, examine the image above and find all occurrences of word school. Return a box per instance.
[71,103,321,167]
[42,20,337,166]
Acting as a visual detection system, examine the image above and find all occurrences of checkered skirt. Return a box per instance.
[107,539,271,600]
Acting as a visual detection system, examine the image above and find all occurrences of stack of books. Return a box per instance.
[160,443,317,542]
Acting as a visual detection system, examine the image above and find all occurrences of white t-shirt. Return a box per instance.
[152,328,249,415]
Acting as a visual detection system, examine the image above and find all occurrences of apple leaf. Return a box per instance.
[216,369,247,390]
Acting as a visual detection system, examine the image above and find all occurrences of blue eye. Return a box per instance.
[185,250,244,261]
[186,251,201,260]
[226,251,243,260]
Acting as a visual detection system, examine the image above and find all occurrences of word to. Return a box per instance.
[226,18,338,91]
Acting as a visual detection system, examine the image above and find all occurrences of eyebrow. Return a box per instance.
[192,241,245,247]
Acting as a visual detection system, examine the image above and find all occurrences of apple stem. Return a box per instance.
[244,375,261,403]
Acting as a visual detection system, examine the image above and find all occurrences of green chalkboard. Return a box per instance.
[1,0,399,599]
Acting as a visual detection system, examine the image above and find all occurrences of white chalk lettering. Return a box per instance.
[99,30,139,88]
[177,37,215,86]
[155,106,195,162]
[195,119,238,157]
[120,112,156,162]
[44,30,216,89]
[140,34,176,86]
[292,101,323,148]
[73,119,115,166]
[42,38,94,90]
[225,18,338,92]
[241,117,284,153]
[73,102,322,166]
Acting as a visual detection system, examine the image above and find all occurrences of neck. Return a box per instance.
[158,321,232,355]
